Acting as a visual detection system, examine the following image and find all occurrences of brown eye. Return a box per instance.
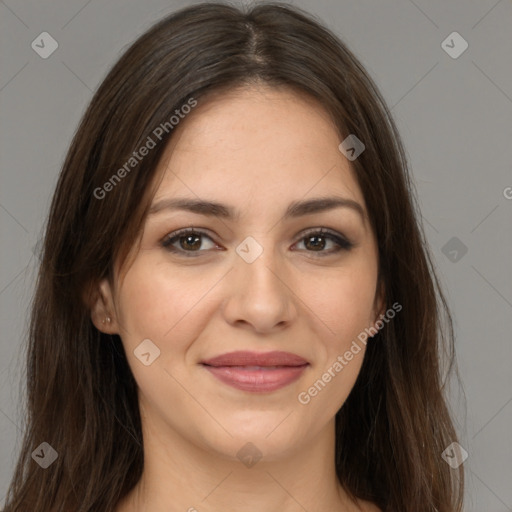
[294,229,353,255]
[304,234,327,251]
[178,233,202,251]
[161,229,217,256]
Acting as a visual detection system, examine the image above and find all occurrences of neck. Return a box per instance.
[116,416,362,512]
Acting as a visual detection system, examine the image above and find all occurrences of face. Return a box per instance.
[93,85,384,462]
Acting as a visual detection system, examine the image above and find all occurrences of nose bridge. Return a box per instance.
[222,233,295,331]
[234,234,284,293]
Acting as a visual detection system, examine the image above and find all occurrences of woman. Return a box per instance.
[3,2,464,511]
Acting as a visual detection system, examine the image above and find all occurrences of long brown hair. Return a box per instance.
[4,2,464,511]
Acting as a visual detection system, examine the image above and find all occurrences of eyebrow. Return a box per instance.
[148,196,366,224]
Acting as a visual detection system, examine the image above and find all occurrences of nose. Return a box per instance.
[221,238,297,334]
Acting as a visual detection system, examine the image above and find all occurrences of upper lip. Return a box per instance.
[201,350,309,367]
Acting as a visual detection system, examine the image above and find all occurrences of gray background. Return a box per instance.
[1,0,511,510]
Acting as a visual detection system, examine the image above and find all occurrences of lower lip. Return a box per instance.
[202,364,308,392]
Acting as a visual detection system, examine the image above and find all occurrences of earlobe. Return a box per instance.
[88,278,118,334]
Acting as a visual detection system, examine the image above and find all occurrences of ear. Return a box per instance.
[86,277,119,334]
[371,278,386,330]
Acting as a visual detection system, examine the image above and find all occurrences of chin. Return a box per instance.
[198,413,307,463]
[207,433,300,466]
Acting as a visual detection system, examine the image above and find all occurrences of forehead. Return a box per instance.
[152,85,365,212]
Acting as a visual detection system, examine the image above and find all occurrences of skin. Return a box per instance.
[91,84,384,512]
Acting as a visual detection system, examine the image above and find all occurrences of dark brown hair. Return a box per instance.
[4,2,464,511]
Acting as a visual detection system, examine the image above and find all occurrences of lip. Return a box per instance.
[200,351,309,392]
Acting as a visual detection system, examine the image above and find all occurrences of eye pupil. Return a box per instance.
[181,234,201,250]
[305,235,325,251]
[163,229,350,257]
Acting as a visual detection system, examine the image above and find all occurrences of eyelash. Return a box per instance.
[160,227,354,258]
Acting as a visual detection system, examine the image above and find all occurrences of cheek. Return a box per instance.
[297,271,375,419]
[114,258,219,356]
[302,263,378,348]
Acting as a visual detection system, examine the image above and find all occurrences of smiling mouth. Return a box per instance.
[201,364,309,392]
[209,365,301,370]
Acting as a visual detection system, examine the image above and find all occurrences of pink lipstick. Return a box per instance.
[200,350,309,392]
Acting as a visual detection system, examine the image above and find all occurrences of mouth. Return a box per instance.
[200,351,309,392]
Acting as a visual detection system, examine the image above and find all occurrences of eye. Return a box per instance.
[292,228,354,256]
[161,228,219,257]
[161,227,354,258]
